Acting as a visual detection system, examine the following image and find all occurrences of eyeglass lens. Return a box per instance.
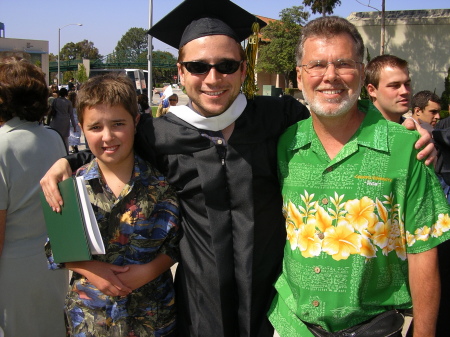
[182,60,242,75]
[304,59,360,77]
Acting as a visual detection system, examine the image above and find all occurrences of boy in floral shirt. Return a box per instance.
[47,74,179,337]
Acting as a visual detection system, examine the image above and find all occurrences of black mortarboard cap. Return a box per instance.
[148,0,266,49]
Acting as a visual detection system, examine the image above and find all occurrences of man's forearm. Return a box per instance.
[408,248,440,337]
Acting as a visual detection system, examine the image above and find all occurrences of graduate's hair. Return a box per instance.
[364,55,409,89]
[77,73,138,126]
[0,56,49,123]
[296,16,365,65]
[412,90,441,111]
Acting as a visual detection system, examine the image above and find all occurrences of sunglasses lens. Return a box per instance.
[184,62,210,74]
[182,61,242,74]
[216,60,241,74]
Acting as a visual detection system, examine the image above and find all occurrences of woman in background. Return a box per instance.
[0,57,69,336]
[68,91,81,153]
[49,87,76,152]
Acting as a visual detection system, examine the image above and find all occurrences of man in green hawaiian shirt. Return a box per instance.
[269,16,450,337]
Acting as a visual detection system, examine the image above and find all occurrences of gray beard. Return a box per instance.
[304,83,362,118]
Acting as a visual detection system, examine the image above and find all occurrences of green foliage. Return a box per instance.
[60,40,101,61]
[302,0,342,16]
[441,67,450,110]
[152,50,178,84]
[62,71,75,85]
[114,27,148,63]
[257,6,310,88]
[77,64,88,83]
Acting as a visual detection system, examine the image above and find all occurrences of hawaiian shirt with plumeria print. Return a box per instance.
[269,100,450,337]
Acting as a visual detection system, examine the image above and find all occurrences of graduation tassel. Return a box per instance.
[242,21,260,99]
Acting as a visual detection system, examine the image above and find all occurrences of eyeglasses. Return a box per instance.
[180,60,243,75]
[301,59,362,77]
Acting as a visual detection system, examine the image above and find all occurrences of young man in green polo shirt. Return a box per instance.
[269,16,450,337]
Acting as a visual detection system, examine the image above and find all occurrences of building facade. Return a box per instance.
[348,9,450,98]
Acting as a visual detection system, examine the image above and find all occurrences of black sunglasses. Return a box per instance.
[180,60,243,75]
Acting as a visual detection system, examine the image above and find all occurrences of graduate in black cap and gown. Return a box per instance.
[40,0,310,336]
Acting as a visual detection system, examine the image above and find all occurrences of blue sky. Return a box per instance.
[1,0,448,57]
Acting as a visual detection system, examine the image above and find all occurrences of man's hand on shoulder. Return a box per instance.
[403,118,437,166]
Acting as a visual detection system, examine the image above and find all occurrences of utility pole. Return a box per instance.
[380,0,385,54]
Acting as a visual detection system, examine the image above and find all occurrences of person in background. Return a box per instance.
[0,56,69,337]
[365,55,412,124]
[49,87,76,152]
[137,93,151,115]
[68,91,81,153]
[156,93,178,117]
[411,90,441,128]
[168,93,178,106]
[269,16,450,337]
[46,74,180,336]
[68,77,75,92]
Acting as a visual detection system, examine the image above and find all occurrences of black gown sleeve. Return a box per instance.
[281,94,310,127]
[65,150,94,171]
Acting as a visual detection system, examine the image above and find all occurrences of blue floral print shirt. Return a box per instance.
[47,154,180,336]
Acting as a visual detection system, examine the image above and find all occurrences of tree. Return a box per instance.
[258,6,310,88]
[441,67,450,111]
[60,40,101,60]
[152,50,177,84]
[302,0,341,16]
[115,27,148,63]
[77,63,89,84]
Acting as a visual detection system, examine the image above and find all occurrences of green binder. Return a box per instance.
[40,176,105,263]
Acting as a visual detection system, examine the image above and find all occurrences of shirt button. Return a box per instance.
[217,139,223,145]
[314,267,321,274]
[317,233,324,240]
[312,300,320,307]
[326,167,333,172]
[321,198,328,205]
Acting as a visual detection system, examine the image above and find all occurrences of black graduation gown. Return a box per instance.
[68,95,309,337]
[135,95,309,337]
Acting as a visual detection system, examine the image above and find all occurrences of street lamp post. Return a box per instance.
[148,0,153,100]
[57,23,82,87]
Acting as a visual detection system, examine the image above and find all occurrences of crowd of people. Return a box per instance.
[1,0,450,336]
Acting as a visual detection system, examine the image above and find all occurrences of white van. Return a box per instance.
[89,69,147,94]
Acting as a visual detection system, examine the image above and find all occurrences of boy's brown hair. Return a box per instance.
[77,73,138,125]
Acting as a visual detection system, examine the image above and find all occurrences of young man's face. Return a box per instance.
[177,35,246,117]
[169,96,178,106]
[297,33,364,118]
[414,100,441,127]
[367,66,411,122]
[80,104,139,171]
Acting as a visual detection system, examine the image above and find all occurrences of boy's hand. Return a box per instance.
[117,255,174,291]
[40,158,72,212]
[66,260,131,297]
[116,264,152,291]
[403,118,437,166]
